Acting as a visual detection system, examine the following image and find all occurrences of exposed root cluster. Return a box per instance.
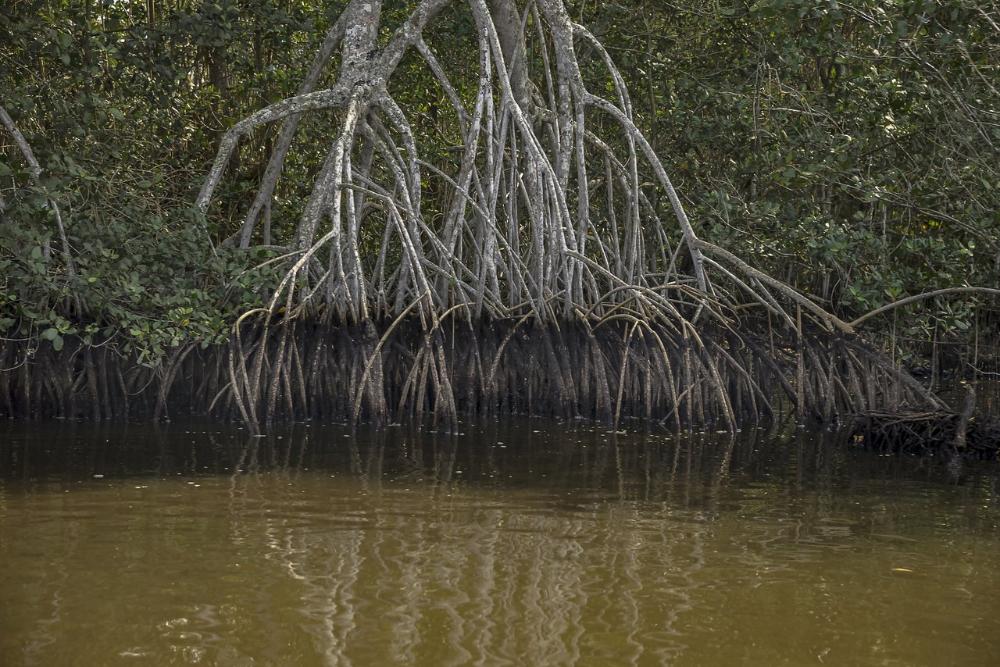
[0,318,948,433]
[852,411,1000,460]
[187,0,907,432]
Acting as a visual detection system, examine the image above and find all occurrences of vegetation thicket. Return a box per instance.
[1,0,997,428]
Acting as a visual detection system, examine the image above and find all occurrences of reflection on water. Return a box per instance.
[1,421,999,666]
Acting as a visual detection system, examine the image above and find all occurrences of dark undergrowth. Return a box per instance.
[0,316,948,429]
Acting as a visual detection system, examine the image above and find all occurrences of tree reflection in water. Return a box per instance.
[0,421,998,665]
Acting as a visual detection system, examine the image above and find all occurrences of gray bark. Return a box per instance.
[0,104,77,279]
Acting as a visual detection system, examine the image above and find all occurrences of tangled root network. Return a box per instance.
[188,0,943,431]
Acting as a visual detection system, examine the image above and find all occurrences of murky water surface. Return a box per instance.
[1,420,998,666]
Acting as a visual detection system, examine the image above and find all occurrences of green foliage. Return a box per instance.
[1,0,336,361]
[1,0,997,362]
[0,195,285,362]
[576,0,998,341]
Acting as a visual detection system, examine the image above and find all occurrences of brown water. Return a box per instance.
[1,420,998,666]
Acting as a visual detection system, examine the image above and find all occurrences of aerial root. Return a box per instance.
[0,319,858,428]
[103,313,942,433]
[177,0,984,437]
